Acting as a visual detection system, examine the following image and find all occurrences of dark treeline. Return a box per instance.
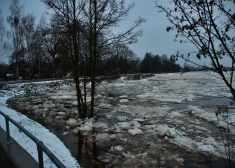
[0,13,141,79]
[139,53,181,73]
[0,49,183,80]
[0,42,141,79]
[0,50,183,80]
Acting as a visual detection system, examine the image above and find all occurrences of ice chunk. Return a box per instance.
[106,114,113,120]
[57,112,66,116]
[169,111,184,118]
[95,133,111,141]
[113,145,124,152]
[134,118,145,123]
[93,122,108,128]
[50,95,76,100]
[119,95,128,98]
[197,144,215,152]
[188,105,217,123]
[63,131,69,135]
[77,121,93,131]
[116,116,128,121]
[119,99,129,103]
[99,103,112,109]
[116,121,131,129]
[109,134,117,141]
[128,128,144,135]
[66,118,78,126]
[42,102,56,108]
[189,119,201,125]
[71,101,77,106]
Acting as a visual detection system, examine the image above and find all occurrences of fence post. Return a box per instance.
[5,116,11,144]
[37,141,44,168]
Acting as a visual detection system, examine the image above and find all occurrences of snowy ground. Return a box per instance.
[0,80,80,168]
[1,71,235,167]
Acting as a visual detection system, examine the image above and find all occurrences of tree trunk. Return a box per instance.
[229,87,235,101]
[90,0,97,118]
[72,0,85,119]
[74,66,83,118]
[54,62,56,78]
[39,57,41,79]
[83,75,87,118]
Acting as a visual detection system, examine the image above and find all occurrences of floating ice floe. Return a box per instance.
[93,122,108,128]
[66,118,78,126]
[105,114,113,120]
[119,99,129,103]
[116,120,141,130]
[128,128,144,135]
[119,95,128,99]
[49,95,77,100]
[99,103,112,109]
[113,145,124,152]
[77,121,93,131]
[133,118,145,123]
[116,116,128,121]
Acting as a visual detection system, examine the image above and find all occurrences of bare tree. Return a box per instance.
[39,15,63,78]
[0,10,5,60]
[42,0,144,118]
[7,0,24,79]
[84,0,145,117]
[155,0,235,99]
[41,0,88,118]
[21,14,36,79]
[32,15,52,79]
[0,10,13,64]
[107,43,139,74]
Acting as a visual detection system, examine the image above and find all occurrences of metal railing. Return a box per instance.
[0,111,65,168]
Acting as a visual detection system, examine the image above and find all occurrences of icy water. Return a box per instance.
[35,95,231,168]
[3,72,235,167]
[168,97,233,111]
[44,122,226,168]
[9,95,229,168]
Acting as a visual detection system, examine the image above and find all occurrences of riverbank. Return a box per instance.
[0,80,80,168]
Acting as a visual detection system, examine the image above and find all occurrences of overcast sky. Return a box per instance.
[0,0,231,67]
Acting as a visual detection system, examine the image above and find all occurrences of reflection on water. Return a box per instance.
[45,125,117,168]
[77,130,100,168]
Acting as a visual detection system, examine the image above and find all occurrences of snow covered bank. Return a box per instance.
[0,81,79,168]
